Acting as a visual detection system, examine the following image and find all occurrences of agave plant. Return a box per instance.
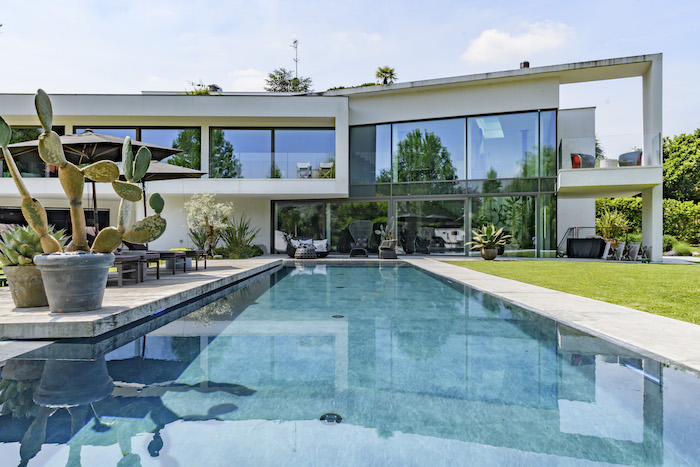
[465,224,511,250]
[0,225,67,266]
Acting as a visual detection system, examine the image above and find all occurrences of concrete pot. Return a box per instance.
[165,257,192,270]
[34,358,113,408]
[481,248,498,260]
[3,265,49,308]
[34,252,114,313]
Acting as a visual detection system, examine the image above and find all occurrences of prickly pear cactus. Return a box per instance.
[0,225,67,266]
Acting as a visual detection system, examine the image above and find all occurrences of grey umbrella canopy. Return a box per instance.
[6,130,181,164]
[6,130,183,231]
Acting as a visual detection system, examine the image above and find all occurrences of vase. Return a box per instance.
[3,265,49,307]
[34,251,114,313]
[481,248,498,260]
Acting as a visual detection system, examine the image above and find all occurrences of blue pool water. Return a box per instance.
[2,263,700,465]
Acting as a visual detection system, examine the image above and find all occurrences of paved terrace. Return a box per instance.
[1,255,700,376]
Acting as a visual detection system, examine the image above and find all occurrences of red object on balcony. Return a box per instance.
[571,154,581,169]
[570,153,595,168]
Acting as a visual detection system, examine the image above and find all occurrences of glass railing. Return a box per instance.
[558,133,661,170]
[209,152,335,179]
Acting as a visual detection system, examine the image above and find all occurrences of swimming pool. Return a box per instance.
[1,262,699,465]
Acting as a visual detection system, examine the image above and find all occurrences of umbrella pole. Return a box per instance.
[142,180,147,217]
[92,180,99,232]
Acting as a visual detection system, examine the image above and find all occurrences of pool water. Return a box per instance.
[2,263,700,465]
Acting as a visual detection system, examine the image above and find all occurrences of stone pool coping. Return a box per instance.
[0,257,283,342]
[405,258,700,374]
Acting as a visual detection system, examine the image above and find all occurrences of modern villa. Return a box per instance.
[0,54,663,260]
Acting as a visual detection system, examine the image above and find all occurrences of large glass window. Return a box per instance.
[141,128,202,169]
[470,196,536,256]
[540,110,557,176]
[330,201,388,253]
[75,127,137,139]
[274,201,327,240]
[275,129,335,179]
[350,125,391,185]
[467,112,539,179]
[540,194,557,257]
[396,200,465,255]
[212,129,270,178]
[392,119,465,182]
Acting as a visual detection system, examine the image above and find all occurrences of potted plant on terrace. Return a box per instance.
[0,225,67,307]
[465,224,511,260]
[0,90,167,312]
[375,217,397,259]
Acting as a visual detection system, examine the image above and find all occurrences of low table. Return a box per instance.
[295,247,317,259]
[184,249,207,270]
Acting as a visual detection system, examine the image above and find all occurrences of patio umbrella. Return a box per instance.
[117,161,205,216]
[6,130,183,231]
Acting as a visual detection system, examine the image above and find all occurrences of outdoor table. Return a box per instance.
[112,255,140,287]
[152,251,187,274]
[567,238,606,258]
[184,249,207,270]
[139,252,161,280]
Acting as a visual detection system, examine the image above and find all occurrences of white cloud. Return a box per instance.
[461,22,574,65]
[227,69,267,92]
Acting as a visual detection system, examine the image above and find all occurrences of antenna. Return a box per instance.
[290,39,298,78]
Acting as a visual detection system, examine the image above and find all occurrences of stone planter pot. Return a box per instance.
[481,248,498,260]
[34,357,113,408]
[165,257,192,270]
[34,252,114,313]
[3,265,48,308]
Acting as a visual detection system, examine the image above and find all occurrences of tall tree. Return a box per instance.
[376,66,397,85]
[394,129,456,182]
[264,68,312,92]
[170,129,241,177]
[663,128,700,202]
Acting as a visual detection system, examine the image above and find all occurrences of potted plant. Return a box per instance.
[465,224,511,260]
[0,90,167,312]
[0,225,67,307]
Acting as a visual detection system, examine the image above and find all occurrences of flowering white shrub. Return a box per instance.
[184,193,235,256]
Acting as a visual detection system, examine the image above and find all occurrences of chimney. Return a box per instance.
[520,61,530,69]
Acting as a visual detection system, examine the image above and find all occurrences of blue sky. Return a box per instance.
[1,0,698,145]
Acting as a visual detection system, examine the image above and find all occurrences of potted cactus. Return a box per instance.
[0,225,67,307]
[465,224,511,260]
[0,90,167,312]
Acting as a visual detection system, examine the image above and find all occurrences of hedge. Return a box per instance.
[596,197,700,243]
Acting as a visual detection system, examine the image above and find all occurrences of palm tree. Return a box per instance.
[376,66,397,85]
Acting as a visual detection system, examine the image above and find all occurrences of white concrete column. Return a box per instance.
[642,185,663,261]
[642,55,663,166]
[200,124,210,178]
[64,124,74,134]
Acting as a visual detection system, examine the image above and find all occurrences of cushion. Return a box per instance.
[354,239,368,248]
[313,239,328,252]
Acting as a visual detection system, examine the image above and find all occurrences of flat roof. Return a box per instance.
[321,54,662,97]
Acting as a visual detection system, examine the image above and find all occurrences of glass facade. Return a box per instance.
[340,109,558,257]
[212,128,335,179]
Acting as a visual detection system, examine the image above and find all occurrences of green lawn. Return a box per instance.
[445,260,700,324]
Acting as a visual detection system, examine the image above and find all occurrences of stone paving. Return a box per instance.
[404,258,700,374]
[0,257,282,341]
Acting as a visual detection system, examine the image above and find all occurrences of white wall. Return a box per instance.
[149,195,271,253]
[348,78,559,125]
[558,108,596,169]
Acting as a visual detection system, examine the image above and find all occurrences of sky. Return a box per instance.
[1,0,698,148]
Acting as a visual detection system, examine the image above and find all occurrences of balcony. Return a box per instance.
[557,134,662,198]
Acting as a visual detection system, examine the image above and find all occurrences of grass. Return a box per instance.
[445,260,700,324]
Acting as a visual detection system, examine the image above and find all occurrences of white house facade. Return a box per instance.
[0,54,663,260]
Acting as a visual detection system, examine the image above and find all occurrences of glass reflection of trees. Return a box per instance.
[276,202,326,239]
[331,202,388,252]
[471,195,536,255]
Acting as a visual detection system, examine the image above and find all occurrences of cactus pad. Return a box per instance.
[92,227,122,253]
[82,161,119,183]
[58,163,85,200]
[0,116,11,148]
[112,181,142,202]
[34,89,53,132]
[132,146,152,182]
[149,193,165,214]
[122,215,166,244]
[122,136,134,181]
[37,131,67,167]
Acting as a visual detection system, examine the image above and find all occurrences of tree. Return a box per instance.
[663,129,700,202]
[184,193,235,256]
[264,68,312,92]
[169,129,241,177]
[394,129,456,182]
[376,66,397,85]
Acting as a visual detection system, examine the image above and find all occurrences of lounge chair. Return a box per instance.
[296,162,312,179]
[609,241,626,260]
[349,220,372,257]
[319,162,334,178]
[601,241,612,259]
[618,150,643,167]
[624,242,641,261]
[571,153,595,168]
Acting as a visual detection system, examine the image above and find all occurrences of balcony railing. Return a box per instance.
[209,152,335,179]
[558,133,661,170]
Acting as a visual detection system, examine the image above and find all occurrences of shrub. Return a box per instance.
[663,234,677,252]
[596,208,630,239]
[672,240,693,256]
[220,214,262,259]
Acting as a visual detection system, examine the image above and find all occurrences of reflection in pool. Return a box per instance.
[1,263,699,465]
